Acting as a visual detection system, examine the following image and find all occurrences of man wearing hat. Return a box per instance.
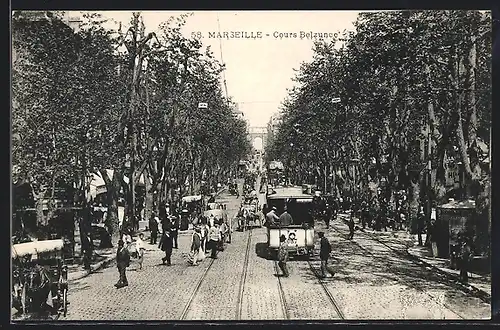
[277,234,289,277]
[115,239,130,288]
[279,205,293,226]
[265,206,279,227]
[158,225,173,266]
[318,232,332,278]
[149,214,159,245]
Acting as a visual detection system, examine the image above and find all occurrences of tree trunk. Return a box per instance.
[35,189,46,227]
[153,181,162,216]
[144,167,154,223]
[44,172,58,227]
[408,174,421,237]
[101,169,122,244]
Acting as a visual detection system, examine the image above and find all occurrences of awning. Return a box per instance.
[89,169,148,198]
[12,239,64,258]
[204,209,226,219]
[182,195,202,203]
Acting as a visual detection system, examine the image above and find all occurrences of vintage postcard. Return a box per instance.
[11,10,492,321]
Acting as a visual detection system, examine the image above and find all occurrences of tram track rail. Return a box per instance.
[273,260,290,320]
[236,230,253,319]
[306,260,345,319]
[330,223,467,319]
[179,256,216,320]
[180,228,254,320]
[335,213,490,304]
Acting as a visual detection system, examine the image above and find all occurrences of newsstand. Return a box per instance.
[435,199,476,268]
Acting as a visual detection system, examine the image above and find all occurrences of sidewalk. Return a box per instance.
[407,235,491,297]
[67,247,116,282]
[339,212,491,302]
[67,186,229,282]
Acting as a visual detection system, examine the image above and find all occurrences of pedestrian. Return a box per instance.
[81,231,93,271]
[347,213,355,240]
[149,215,159,245]
[279,205,294,226]
[218,220,227,251]
[202,222,210,254]
[361,201,369,229]
[220,220,228,245]
[208,223,221,259]
[135,232,146,270]
[318,232,333,278]
[158,228,173,266]
[189,227,202,266]
[115,239,130,288]
[277,234,289,277]
[170,216,179,249]
[459,236,472,283]
[122,227,132,248]
[325,203,333,229]
[209,214,215,228]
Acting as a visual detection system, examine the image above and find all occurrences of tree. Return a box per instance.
[267,10,491,236]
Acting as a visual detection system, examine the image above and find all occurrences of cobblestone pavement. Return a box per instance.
[240,228,285,320]
[182,230,249,320]
[277,258,344,319]
[319,216,490,319]
[62,191,242,320]
[55,187,490,321]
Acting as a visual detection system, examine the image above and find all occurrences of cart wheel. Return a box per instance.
[62,288,68,317]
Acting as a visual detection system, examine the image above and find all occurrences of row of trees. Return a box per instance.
[12,11,251,241]
[266,11,490,238]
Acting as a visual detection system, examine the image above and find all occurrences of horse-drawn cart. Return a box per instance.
[12,239,69,318]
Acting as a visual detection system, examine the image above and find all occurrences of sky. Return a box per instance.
[87,11,361,128]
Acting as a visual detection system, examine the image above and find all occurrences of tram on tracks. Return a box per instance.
[265,186,315,259]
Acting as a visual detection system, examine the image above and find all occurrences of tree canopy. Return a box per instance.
[266,10,491,230]
[12,11,252,238]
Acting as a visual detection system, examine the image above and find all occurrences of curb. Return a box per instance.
[334,214,491,303]
[404,249,491,304]
[68,255,116,283]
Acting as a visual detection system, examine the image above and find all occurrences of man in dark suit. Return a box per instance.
[115,239,130,288]
[318,231,332,278]
[159,221,173,265]
[149,214,159,244]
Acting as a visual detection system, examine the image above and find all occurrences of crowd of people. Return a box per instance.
[113,207,231,289]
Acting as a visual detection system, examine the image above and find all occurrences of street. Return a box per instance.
[12,10,493,323]
[62,189,490,320]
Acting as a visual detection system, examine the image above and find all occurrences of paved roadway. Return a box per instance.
[61,179,490,320]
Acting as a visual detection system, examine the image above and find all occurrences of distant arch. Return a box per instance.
[253,137,263,150]
[248,127,268,151]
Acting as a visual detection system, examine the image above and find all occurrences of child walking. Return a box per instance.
[135,232,146,270]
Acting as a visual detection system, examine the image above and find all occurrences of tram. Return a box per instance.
[265,186,314,259]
